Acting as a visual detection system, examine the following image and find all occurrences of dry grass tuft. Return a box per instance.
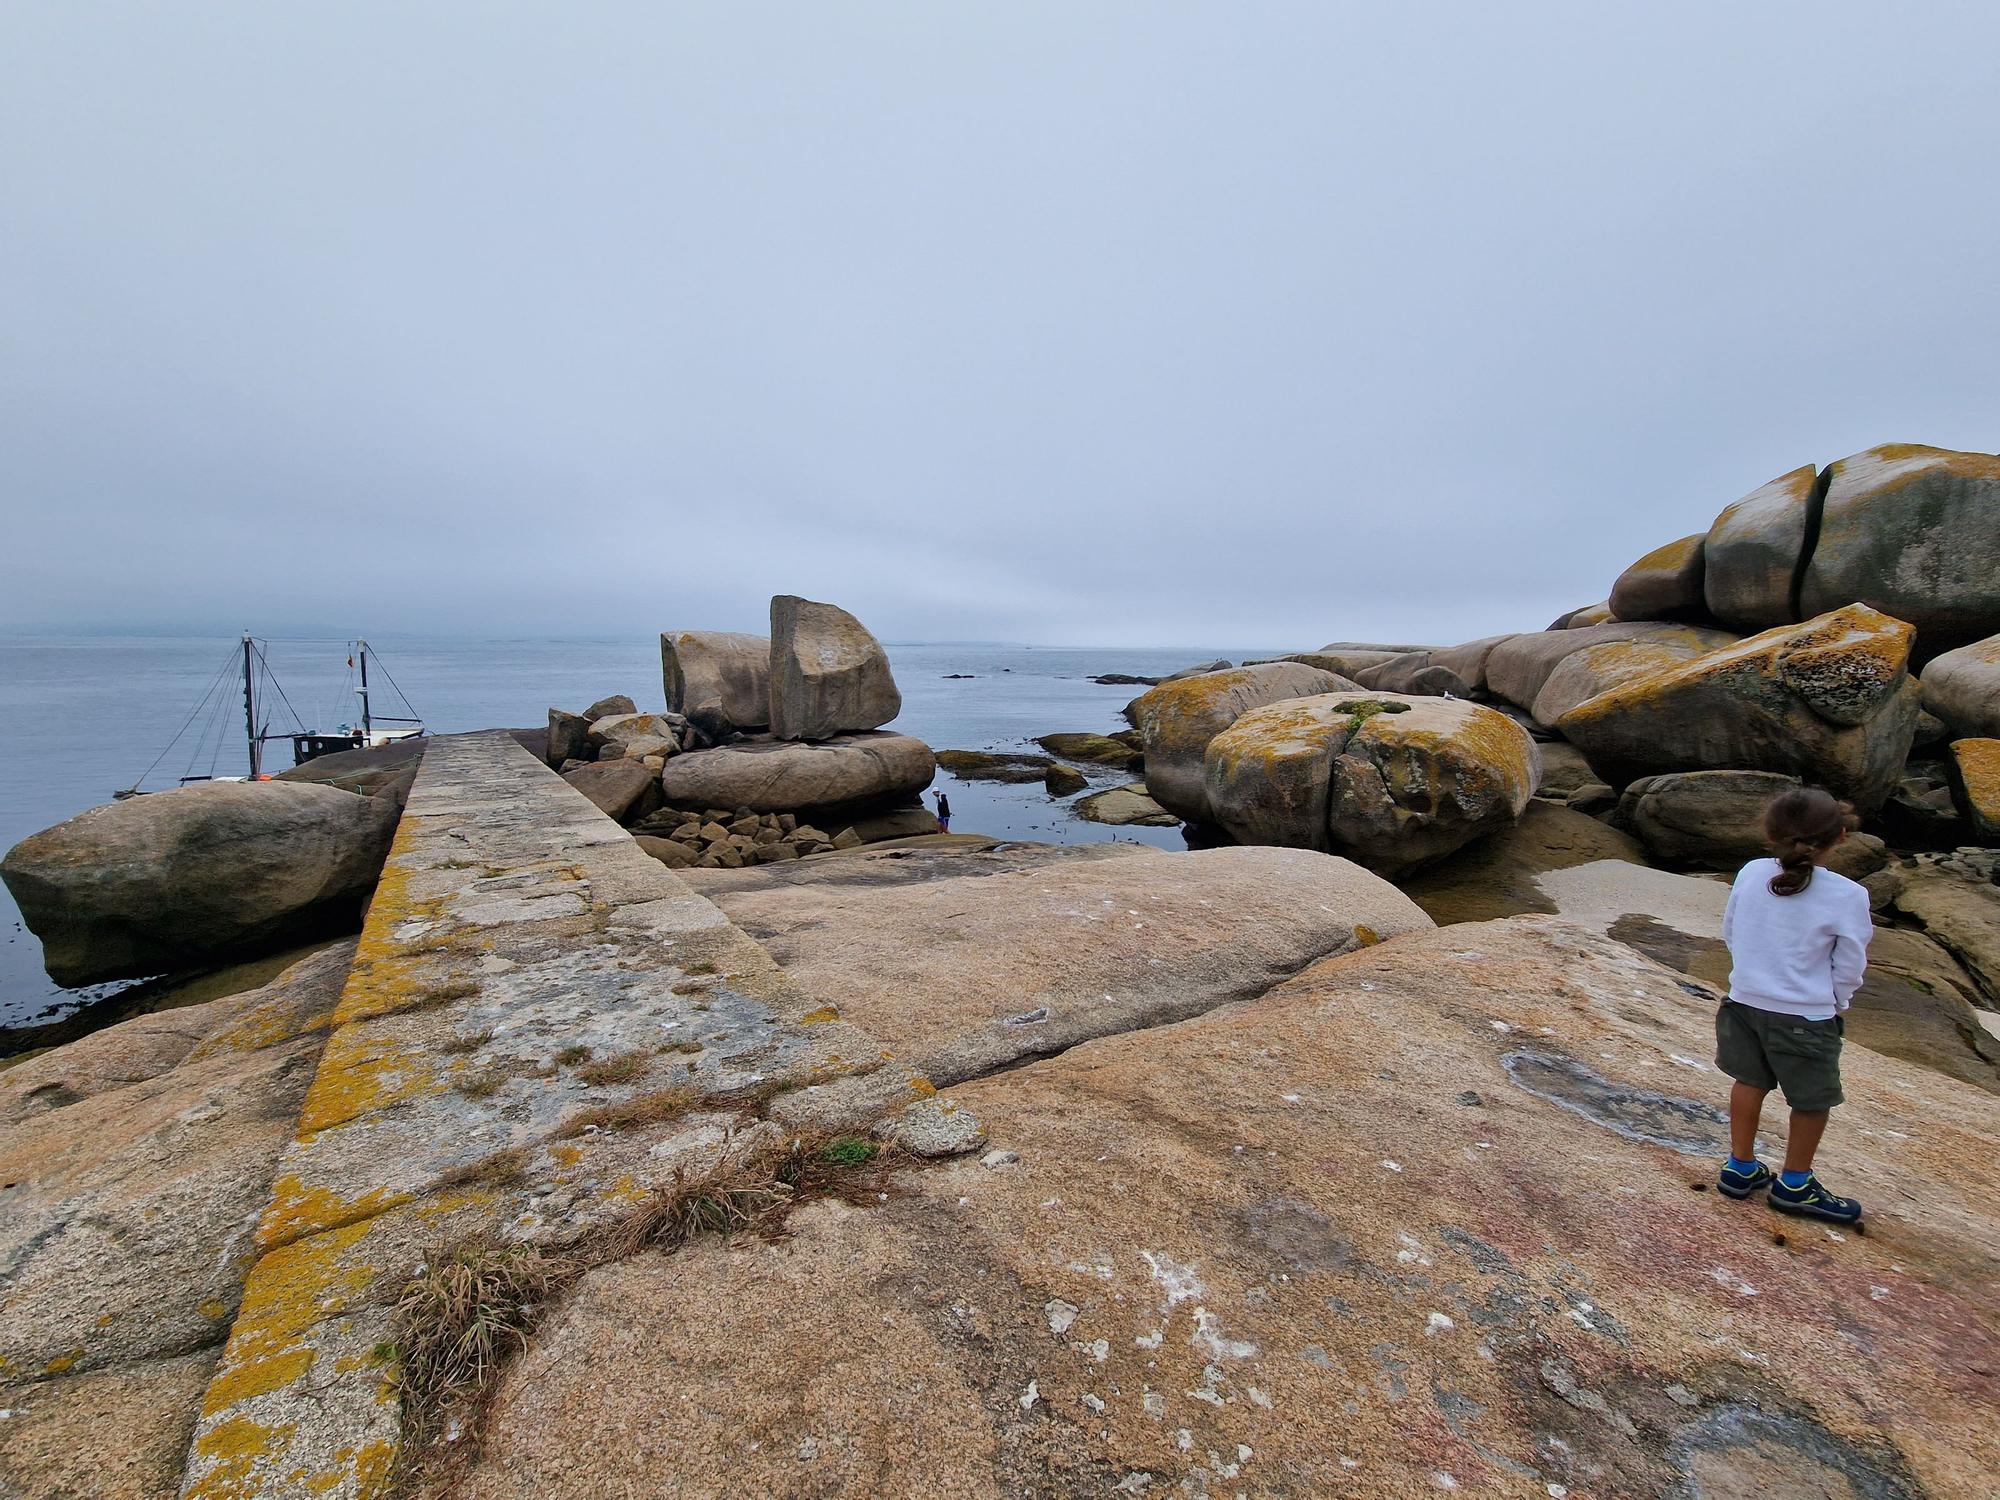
[553,1044,591,1066]
[438,1030,493,1056]
[436,1147,529,1191]
[387,1130,892,1494]
[455,1071,504,1099]
[577,1051,649,1087]
[596,1150,792,1261]
[554,1086,697,1138]
[388,1237,571,1494]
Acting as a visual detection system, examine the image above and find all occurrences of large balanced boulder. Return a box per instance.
[1702,462,1820,631]
[1922,633,2000,738]
[660,629,771,733]
[1800,444,2000,652]
[460,916,2000,1499]
[1133,662,1348,824]
[769,596,902,741]
[1608,531,1707,623]
[1556,604,1922,809]
[1,782,397,986]
[1528,623,1737,726]
[1204,693,1538,878]
[660,732,935,812]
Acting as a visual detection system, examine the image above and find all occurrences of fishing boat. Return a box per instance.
[116,636,425,797]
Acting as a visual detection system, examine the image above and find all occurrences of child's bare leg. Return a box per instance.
[1783,1109,1829,1174]
[1728,1082,1768,1161]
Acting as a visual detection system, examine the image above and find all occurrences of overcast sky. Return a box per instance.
[3,5,1996,648]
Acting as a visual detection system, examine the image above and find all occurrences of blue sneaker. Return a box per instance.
[1717,1158,1772,1199]
[1768,1172,1863,1223]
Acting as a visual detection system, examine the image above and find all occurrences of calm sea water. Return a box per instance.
[0,634,1277,1027]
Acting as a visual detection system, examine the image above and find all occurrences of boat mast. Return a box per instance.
[357,639,372,740]
[242,633,262,779]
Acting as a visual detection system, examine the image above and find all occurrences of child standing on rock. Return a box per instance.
[1714,787,1872,1223]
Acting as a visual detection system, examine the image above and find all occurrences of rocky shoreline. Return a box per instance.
[2,447,1999,1497]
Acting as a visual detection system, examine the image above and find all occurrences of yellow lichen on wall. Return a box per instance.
[205,1217,382,1418]
[256,1176,403,1255]
[183,1416,300,1500]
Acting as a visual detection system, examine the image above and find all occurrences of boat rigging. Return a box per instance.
[116,636,425,797]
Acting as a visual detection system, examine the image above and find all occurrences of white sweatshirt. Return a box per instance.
[1720,857,1873,1020]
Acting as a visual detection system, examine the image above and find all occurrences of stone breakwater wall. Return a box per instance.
[176,732,952,1499]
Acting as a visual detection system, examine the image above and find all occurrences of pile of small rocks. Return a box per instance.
[628,806,855,869]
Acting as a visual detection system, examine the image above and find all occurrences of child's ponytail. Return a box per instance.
[1762,787,1856,896]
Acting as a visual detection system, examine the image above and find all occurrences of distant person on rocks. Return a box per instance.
[932,788,951,832]
[1713,787,1870,1224]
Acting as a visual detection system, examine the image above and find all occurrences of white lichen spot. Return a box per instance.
[1870,1285,1891,1301]
[1425,1312,1455,1335]
[1136,1329,1164,1350]
[1191,1307,1257,1360]
[1020,1380,1040,1410]
[1081,1393,1105,1413]
[1434,1473,1459,1491]
[1247,1388,1272,1410]
[1143,1391,1167,1418]
[1046,1299,1080,1336]
[1381,1159,1403,1173]
[1140,1250,1202,1307]
[1074,1337,1109,1362]
[1176,1430,1194,1452]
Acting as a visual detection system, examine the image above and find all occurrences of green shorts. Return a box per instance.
[1715,1001,1845,1111]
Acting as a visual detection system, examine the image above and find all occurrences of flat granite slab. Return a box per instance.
[178,732,944,1500]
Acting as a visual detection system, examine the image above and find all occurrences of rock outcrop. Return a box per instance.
[660,732,935,812]
[1947,739,2000,840]
[559,758,660,823]
[1609,532,1707,622]
[1350,650,1472,697]
[1034,732,1142,769]
[1528,623,1738,727]
[769,595,901,741]
[1701,463,1821,631]
[0,941,352,1497]
[545,707,592,767]
[1133,662,1349,824]
[1073,783,1179,826]
[1922,633,2000,738]
[689,841,1432,1086]
[459,916,2000,1499]
[2,781,398,986]
[1614,770,1889,875]
[661,629,772,734]
[1800,444,2000,651]
[1483,622,1673,716]
[1557,605,1922,809]
[936,749,1059,783]
[1399,799,1649,925]
[1204,693,1538,877]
